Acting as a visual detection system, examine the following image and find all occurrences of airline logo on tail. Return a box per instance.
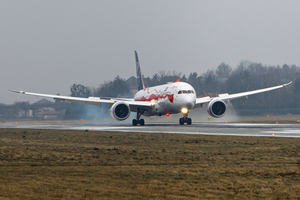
[135,51,145,91]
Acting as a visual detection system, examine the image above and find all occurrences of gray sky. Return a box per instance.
[1,0,300,104]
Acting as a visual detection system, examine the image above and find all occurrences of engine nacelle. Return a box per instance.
[110,101,130,121]
[207,99,226,118]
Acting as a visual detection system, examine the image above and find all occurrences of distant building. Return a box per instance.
[0,98,71,120]
[30,98,69,119]
[125,76,148,94]
[32,98,54,107]
[35,107,57,119]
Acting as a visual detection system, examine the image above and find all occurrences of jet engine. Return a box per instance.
[207,99,226,118]
[110,101,130,121]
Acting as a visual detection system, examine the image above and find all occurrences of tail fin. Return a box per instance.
[135,51,145,91]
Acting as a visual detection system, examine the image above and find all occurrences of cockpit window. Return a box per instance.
[178,90,182,94]
[183,90,187,94]
[188,90,194,94]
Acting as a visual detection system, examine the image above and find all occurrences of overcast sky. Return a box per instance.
[1,0,300,104]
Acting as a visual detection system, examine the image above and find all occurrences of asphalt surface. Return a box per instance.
[2,120,300,138]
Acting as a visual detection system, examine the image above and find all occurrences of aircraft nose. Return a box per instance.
[183,95,195,109]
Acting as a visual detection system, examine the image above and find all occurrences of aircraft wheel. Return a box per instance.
[187,118,192,125]
[132,119,138,126]
[140,119,145,126]
[179,117,184,125]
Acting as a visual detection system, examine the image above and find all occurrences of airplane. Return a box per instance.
[10,51,292,126]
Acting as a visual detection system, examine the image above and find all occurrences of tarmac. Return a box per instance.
[2,120,300,138]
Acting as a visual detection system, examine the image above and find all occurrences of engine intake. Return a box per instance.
[110,101,130,121]
[207,99,226,118]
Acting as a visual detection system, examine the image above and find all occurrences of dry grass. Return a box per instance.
[0,128,300,199]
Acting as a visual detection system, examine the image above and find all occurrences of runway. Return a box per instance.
[2,120,300,138]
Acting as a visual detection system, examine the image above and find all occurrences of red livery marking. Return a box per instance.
[136,85,178,103]
[136,94,174,103]
[145,88,161,94]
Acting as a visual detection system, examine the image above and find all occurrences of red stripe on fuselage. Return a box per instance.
[135,93,174,103]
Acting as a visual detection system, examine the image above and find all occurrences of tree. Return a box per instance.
[94,75,130,97]
[216,62,232,79]
[203,70,218,94]
[148,73,160,86]
[95,82,112,97]
[187,72,204,96]
[67,84,92,119]
[181,74,187,82]
[70,84,91,98]
[110,76,130,97]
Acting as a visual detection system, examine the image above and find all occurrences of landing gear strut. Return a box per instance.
[132,108,146,126]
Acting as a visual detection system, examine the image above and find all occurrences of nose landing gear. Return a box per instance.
[179,116,192,125]
[179,108,192,125]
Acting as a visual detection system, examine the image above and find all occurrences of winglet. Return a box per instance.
[283,81,292,87]
[135,51,145,91]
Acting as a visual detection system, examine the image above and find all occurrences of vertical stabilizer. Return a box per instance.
[135,51,145,91]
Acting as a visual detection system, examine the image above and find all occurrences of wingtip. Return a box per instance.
[8,89,26,94]
[8,89,18,93]
[283,81,293,87]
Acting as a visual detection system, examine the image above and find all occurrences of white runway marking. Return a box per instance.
[263,129,300,134]
[65,126,141,131]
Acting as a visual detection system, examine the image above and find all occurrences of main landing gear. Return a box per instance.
[179,116,192,125]
[132,108,146,126]
[132,118,144,126]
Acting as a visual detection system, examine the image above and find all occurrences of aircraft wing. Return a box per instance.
[195,81,292,107]
[8,90,153,112]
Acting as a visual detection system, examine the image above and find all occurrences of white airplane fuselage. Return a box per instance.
[134,82,196,116]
